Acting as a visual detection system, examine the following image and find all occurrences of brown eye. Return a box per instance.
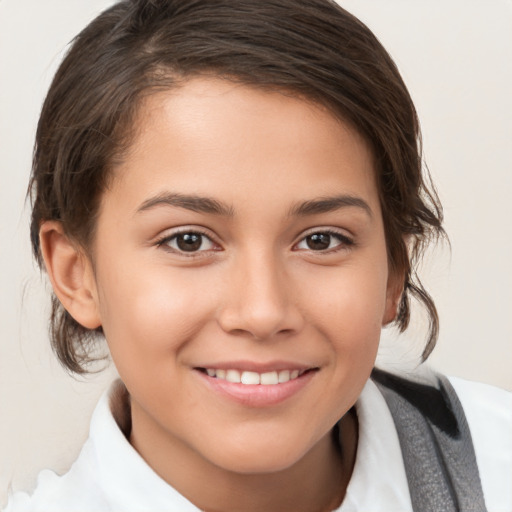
[305,233,332,250]
[176,233,203,251]
[295,230,353,252]
[160,231,216,253]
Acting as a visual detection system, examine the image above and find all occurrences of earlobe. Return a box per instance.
[39,221,101,329]
[382,273,404,326]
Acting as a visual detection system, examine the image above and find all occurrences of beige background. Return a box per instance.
[1,0,511,504]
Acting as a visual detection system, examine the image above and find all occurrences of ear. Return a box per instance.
[382,269,404,326]
[39,221,101,329]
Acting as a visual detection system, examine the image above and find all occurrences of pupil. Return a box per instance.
[177,233,202,252]
[307,233,330,250]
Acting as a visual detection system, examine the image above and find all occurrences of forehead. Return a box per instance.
[108,77,379,215]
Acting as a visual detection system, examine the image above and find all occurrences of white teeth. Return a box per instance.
[278,370,290,383]
[204,368,306,385]
[241,371,260,385]
[260,371,279,385]
[225,369,241,383]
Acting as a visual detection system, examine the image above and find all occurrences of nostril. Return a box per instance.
[216,286,305,340]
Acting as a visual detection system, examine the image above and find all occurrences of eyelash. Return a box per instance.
[155,228,219,257]
[293,229,354,254]
[155,228,354,257]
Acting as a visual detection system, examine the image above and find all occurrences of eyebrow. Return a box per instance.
[289,195,373,218]
[136,193,234,216]
[136,192,372,219]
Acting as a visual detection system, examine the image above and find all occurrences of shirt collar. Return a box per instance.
[88,380,202,511]
[87,378,412,512]
[338,378,413,512]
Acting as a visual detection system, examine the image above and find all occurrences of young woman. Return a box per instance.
[3,1,511,511]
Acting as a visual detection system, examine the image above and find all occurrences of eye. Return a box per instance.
[157,231,217,253]
[295,230,353,252]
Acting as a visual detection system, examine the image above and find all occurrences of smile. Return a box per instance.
[196,366,318,407]
[201,368,305,385]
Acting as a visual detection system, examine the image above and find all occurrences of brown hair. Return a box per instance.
[30,0,444,374]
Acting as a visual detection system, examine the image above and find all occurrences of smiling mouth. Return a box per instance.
[196,368,317,385]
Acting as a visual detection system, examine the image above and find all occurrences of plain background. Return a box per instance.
[1,0,511,504]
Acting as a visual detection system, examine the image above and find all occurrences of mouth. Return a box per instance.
[194,366,319,406]
[196,368,311,385]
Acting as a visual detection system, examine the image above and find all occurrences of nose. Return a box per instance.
[217,250,304,340]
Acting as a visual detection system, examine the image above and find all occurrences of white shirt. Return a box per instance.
[4,376,511,512]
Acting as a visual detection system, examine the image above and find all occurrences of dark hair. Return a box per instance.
[30,0,444,374]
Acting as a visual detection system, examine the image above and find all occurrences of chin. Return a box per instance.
[215,453,303,475]
[202,432,317,475]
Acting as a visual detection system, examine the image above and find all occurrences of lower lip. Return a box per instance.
[196,370,316,407]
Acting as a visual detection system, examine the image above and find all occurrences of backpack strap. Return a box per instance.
[371,368,487,512]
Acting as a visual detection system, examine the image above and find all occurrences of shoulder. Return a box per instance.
[2,441,109,512]
[448,375,511,425]
[446,376,511,466]
[2,435,110,512]
[372,366,511,431]
[448,376,512,512]
[372,367,512,512]
[2,381,132,512]
[2,380,200,512]
[2,386,118,512]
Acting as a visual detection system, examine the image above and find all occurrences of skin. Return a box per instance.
[41,77,400,512]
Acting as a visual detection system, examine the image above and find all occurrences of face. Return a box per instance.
[88,77,398,476]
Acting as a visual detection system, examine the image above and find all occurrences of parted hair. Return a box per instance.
[30,0,444,374]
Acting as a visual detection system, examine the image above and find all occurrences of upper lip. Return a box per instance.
[193,360,317,373]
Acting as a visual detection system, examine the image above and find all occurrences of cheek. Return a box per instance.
[94,260,217,363]
[299,262,389,335]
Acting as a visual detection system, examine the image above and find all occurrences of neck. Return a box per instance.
[129,403,358,512]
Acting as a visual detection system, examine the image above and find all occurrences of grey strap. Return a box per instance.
[372,369,487,512]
